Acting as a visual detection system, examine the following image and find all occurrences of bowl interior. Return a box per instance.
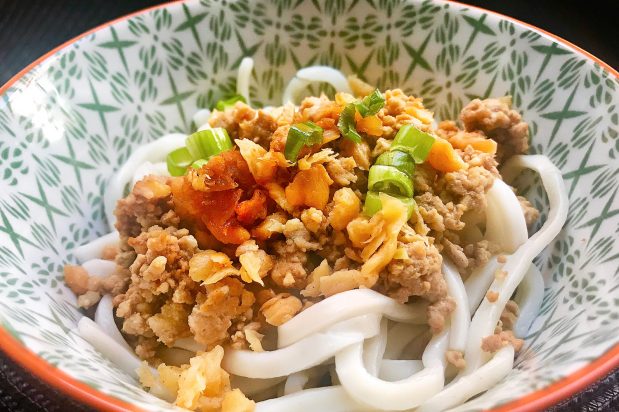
[0,0,618,410]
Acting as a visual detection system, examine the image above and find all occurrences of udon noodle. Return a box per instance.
[69,60,568,411]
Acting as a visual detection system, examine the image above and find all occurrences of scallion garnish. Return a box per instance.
[191,159,209,169]
[166,147,194,177]
[367,165,414,197]
[374,150,415,179]
[337,103,362,143]
[166,128,234,176]
[214,94,246,111]
[390,125,436,163]
[363,191,416,219]
[284,121,324,162]
[185,128,233,160]
[354,89,385,117]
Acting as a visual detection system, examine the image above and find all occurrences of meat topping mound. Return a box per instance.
[460,97,529,161]
[378,236,445,303]
[188,277,255,349]
[67,89,542,401]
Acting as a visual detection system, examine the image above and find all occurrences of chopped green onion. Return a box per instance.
[191,159,209,169]
[284,121,324,162]
[355,89,385,117]
[390,125,436,163]
[166,147,194,176]
[185,128,233,160]
[374,150,415,179]
[215,94,246,111]
[363,191,416,219]
[337,103,362,143]
[368,165,414,197]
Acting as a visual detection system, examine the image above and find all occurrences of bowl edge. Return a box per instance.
[0,0,616,411]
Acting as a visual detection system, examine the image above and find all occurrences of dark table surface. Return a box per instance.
[0,0,617,411]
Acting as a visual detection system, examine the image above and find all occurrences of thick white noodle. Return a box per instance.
[131,161,168,188]
[94,295,131,351]
[73,231,119,263]
[465,177,528,314]
[224,314,381,378]
[383,323,426,359]
[282,78,311,105]
[82,259,116,278]
[378,360,424,382]
[277,289,426,348]
[237,57,254,105]
[335,330,448,410]
[485,179,528,253]
[416,345,515,412]
[283,371,311,395]
[421,329,449,369]
[513,264,545,338]
[104,133,186,227]
[462,155,568,373]
[283,365,327,395]
[78,317,144,378]
[256,386,374,412]
[231,376,285,397]
[362,319,388,376]
[192,108,212,129]
[173,337,207,353]
[464,257,501,314]
[282,66,352,105]
[443,260,470,351]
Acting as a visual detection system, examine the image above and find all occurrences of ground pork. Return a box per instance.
[208,102,278,148]
[270,239,310,289]
[415,193,465,233]
[371,137,392,159]
[377,89,434,138]
[446,350,466,369]
[518,195,540,227]
[438,163,496,211]
[300,208,328,234]
[112,225,201,356]
[147,302,192,346]
[282,219,320,252]
[442,239,469,269]
[64,264,129,308]
[460,97,529,162]
[500,300,520,331]
[188,277,255,349]
[427,297,456,333]
[76,290,101,309]
[69,89,540,388]
[463,240,498,270]
[481,330,523,353]
[326,157,358,187]
[64,265,90,295]
[114,176,176,239]
[378,237,445,303]
[458,145,499,176]
[238,110,278,147]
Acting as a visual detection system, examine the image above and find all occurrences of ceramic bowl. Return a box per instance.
[0,0,617,410]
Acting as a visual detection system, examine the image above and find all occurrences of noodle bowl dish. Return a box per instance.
[0,1,617,411]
